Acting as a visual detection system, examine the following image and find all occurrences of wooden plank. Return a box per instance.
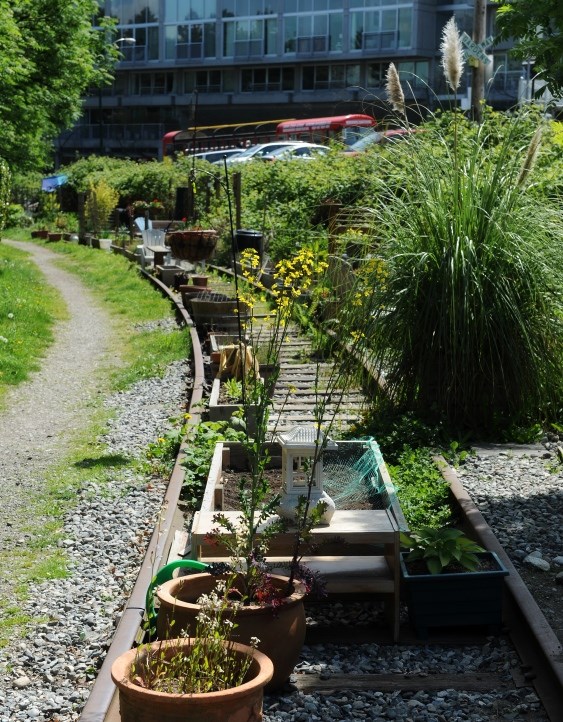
[292,672,512,693]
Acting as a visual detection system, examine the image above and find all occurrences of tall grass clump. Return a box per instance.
[365,19,563,432]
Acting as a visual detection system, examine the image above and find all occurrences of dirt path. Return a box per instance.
[0,240,118,552]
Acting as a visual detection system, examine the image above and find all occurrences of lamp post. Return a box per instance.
[98,37,136,156]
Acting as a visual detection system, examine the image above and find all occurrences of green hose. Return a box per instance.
[144,559,209,637]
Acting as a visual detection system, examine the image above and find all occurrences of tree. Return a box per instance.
[0,1,117,172]
[494,0,563,97]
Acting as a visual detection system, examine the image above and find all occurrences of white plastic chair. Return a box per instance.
[141,229,165,246]
[135,217,153,232]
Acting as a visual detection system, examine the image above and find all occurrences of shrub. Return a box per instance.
[84,180,119,236]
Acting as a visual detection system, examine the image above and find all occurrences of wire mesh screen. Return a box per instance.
[322,439,392,510]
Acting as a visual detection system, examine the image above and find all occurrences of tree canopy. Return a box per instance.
[495,0,563,97]
[0,0,115,173]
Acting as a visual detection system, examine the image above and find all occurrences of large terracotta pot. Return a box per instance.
[157,573,306,691]
[166,229,217,262]
[111,639,273,722]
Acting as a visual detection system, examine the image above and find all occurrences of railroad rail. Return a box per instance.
[79,266,562,722]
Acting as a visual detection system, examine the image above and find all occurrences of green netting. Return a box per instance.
[322,438,393,510]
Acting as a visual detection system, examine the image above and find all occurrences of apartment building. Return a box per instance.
[57,0,520,162]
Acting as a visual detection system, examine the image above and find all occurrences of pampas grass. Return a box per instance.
[441,17,464,92]
[386,63,405,116]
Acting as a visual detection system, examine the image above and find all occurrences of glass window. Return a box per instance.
[382,9,395,31]
[328,12,342,51]
[367,63,385,87]
[284,16,297,52]
[313,15,327,35]
[398,7,411,48]
[223,21,234,55]
[346,64,360,85]
[222,0,235,16]
[147,0,159,21]
[165,0,177,22]
[223,69,236,91]
[302,66,314,90]
[204,22,216,56]
[148,26,159,59]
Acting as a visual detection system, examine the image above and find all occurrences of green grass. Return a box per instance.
[0,243,67,409]
[0,237,191,646]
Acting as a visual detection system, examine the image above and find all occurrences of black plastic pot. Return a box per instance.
[234,229,263,255]
[400,551,509,639]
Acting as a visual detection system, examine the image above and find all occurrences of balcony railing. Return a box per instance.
[297,35,327,54]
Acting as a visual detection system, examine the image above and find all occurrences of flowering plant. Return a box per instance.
[205,244,373,602]
[131,199,165,216]
[132,580,259,693]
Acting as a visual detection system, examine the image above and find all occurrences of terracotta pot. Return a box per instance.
[111,639,273,722]
[31,229,49,239]
[166,229,217,262]
[157,573,306,691]
[191,274,209,287]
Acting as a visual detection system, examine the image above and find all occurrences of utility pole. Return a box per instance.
[471,0,487,123]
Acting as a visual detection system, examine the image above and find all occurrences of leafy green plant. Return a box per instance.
[84,180,119,237]
[364,29,563,433]
[222,377,243,402]
[144,415,190,476]
[400,526,485,574]
[389,447,451,531]
[180,421,243,510]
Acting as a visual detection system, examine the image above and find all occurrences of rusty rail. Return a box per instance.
[79,272,204,722]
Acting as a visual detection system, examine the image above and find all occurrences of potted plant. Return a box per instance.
[165,218,217,263]
[112,581,273,722]
[400,526,509,638]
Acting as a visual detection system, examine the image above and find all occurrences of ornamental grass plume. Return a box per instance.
[441,17,465,92]
[386,63,405,116]
[517,125,543,187]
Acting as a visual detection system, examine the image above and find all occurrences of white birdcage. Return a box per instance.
[275,425,336,524]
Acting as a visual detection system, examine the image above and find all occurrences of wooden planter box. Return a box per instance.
[190,297,249,331]
[208,377,257,432]
[400,551,509,639]
[157,264,184,287]
[189,439,406,641]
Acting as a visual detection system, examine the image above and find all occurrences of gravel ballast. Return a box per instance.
[0,243,559,721]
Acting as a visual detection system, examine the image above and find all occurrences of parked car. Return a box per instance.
[342,128,412,156]
[187,148,243,164]
[225,142,306,164]
[261,143,330,161]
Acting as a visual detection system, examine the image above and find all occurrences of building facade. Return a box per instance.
[57,0,521,162]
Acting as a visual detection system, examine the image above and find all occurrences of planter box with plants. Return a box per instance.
[189,437,406,641]
[399,527,509,639]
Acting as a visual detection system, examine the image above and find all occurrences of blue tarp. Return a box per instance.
[41,175,68,192]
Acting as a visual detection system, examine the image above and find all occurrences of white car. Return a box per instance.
[225,142,306,164]
[187,148,243,164]
[262,143,330,161]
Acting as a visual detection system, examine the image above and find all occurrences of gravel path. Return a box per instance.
[0,242,191,721]
[0,241,117,554]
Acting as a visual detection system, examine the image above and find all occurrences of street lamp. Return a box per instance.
[98,37,136,155]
